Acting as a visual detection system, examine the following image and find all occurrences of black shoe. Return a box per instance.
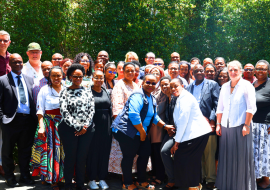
[206,182,215,189]
[19,176,35,185]
[5,177,20,187]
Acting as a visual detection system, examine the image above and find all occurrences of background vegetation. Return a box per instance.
[1,0,270,66]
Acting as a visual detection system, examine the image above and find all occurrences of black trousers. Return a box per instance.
[151,142,165,181]
[114,131,151,186]
[1,114,36,180]
[58,121,94,188]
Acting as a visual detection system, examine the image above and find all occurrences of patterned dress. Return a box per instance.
[31,85,65,183]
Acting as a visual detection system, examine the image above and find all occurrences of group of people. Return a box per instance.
[0,30,269,190]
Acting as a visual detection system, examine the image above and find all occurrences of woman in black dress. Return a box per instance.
[87,70,113,190]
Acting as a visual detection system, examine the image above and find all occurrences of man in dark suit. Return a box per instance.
[186,64,220,190]
[0,53,37,187]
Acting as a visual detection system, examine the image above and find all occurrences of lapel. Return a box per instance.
[190,84,194,94]
[7,72,18,100]
[22,74,33,100]
[200,79,208,106]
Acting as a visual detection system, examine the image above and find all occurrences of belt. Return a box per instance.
[16,113,30,117]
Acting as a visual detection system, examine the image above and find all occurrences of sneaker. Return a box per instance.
[88,180,99,189]
[99,180,109,189]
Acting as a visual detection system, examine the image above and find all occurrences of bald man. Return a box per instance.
[97,50,109,65]
[32,61,53,105]
[243,63,257,83]
[51,53,63,67]
[171,52,180,63]
[0,54,37,187]
[203,58,214,68]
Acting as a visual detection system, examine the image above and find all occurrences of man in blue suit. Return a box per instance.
[186,64,220,190]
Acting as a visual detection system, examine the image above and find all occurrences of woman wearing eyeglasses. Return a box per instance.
[59,64,95,190]
[204,64,217,80]
[87,70,113,189]
[112,74,174,190]
[252,60,270,188]
[102,62,117,94]
[73,52,94,88]
[31,66,65,190]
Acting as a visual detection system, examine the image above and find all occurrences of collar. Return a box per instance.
[25,60,42,70]
[10,71,22,78]
[193,79,205,87]
[0,51,10,59]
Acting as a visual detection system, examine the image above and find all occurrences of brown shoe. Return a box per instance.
[0,165,5,176]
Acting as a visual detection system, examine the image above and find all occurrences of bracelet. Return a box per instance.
[216,123,221,125]
[163,124,167,129]
[244,124,249,127]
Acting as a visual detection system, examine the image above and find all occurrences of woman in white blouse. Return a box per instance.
[31,66,64,190]
[170,78,211,190]
[215,60,257,190]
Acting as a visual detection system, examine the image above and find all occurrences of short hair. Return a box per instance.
[193,64,204,71]
[214,67,230,86]
[255,60,270,71]
[227,60,243,71]
[123,62,136,71]
[73,52,93,76]
[160,76,171,83]
[214,57,226,64]
[168,61,180,69]
[190,57,201,64]
[93,70,104,76]
[145,65,155,71]
[94,59,103,65]
[125,51,138,62]
[60,58,73,67]
[171,78,183,85]
[66,64,85,80]
[150,66,165,78]
[145,52,155,58]
[0,30,10,40]
[142,74,157,82]
[117,61,125,67]
[132,60,141,67]
[48,66,64,86]
[204,64,217,72]
[104,61,116,71]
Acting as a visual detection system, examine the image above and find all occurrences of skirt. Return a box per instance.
[174,133,209,187]
[108,137,152,174]
[31,109,65,183]
[216,124,256,190]
[253,122,270,178]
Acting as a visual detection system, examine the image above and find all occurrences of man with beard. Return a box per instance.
[32,61,53,105]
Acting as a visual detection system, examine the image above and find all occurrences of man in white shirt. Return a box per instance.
[167,61,188,87]
[22,42,43,85]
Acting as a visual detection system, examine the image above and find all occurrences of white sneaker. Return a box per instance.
[99,180,109,189]
[88,180,99,189]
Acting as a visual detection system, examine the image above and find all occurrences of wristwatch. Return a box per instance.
[163,124,167,129]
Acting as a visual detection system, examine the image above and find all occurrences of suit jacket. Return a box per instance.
[0,72,37,124]
[186,79,220,122]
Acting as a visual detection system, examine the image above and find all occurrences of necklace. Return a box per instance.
[230,82,235,88]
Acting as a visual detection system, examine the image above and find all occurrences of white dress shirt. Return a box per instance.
[36,85,63,115]
[22,61,43,85]
[216,78,257,128]
[10,71,30,114]
[192,80,204,104]
[174,90,212,143]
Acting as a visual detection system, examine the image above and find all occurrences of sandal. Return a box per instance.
[122,184,142,190]
[150,179,163,186]
[136,182,155,189]
[51,183,59,190]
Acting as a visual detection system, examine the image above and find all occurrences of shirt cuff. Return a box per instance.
[36,110,44,116]
[216,110,223,114]
[246,109,256,115]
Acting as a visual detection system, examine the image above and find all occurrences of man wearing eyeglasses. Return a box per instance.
[154,58,165,69]
[0,30,12,177]
[51,53,63,67]
[139,52,155,79]
[243,63,257,83]
[22,42,43,85]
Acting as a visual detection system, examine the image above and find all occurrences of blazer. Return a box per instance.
[0,72,37,124]
[186,79,220,122]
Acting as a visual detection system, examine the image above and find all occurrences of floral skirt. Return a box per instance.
[31,109,65,184]
[108,137,152,174]
[253,122,270,178]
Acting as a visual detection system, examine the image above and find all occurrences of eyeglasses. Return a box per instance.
[244,68,254,72]
[72,75,83,79]
[0,39,9,44]
[218,75,228,79]
[229,69,239,72]
[108,71,117,74]
[169,68,178,71]
[81,60,90,63]
[205,70,215,74]
[256,68,268,72]
[154,63,163,66]
[145,81,156,85]
[93,77,104,80]
[52,58,62,61]
[194,69,204,74]
[152,73,160,76]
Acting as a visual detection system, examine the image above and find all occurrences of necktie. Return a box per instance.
[16,76,27,104]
